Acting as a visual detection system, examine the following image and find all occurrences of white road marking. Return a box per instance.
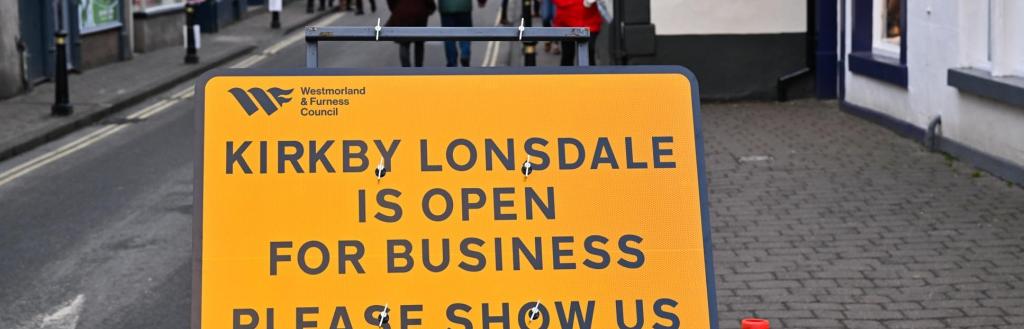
[0,125,127,187]
[0,12,352,188]
[482,7,503,67]
[38,294,86,329]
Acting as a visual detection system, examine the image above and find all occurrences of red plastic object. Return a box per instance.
[742,318,770,329]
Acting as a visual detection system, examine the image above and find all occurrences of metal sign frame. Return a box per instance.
[304,26,593,68]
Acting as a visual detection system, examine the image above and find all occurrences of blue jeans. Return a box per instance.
[441,13,473,67]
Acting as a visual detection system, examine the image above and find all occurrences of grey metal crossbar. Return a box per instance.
[304,26,592,68]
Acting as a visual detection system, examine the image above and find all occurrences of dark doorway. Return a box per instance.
[18,0,52,82]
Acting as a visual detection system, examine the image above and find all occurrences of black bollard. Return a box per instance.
[307,0,315,13]
[184,4,199,64]
[51,30,72,116]
[521,0,536,66]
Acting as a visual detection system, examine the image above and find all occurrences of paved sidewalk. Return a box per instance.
[705,100,1024,328]
[0,1,334,161]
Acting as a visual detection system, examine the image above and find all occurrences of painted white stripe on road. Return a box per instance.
[0,12,353,188]
[0,125,127,188]
[482,7,503,67]
[38,294,86,329]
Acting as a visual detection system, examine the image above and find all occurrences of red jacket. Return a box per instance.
[552,0,602,33]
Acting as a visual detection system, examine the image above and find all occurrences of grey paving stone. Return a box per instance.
[705,100,1024,328]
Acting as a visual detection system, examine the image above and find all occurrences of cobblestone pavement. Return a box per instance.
[703,100,1024,329]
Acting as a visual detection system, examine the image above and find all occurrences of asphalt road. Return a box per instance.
[0,2,512,328]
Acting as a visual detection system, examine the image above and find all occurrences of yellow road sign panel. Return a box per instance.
[195,67,716,329]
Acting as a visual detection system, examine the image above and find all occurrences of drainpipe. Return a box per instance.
[16,37,32,92]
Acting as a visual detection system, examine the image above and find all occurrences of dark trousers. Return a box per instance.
[399,41,425,67]
[500,0,508,21]
[441,13,473,67]
[353,0,376,12]
[561,32,598,66]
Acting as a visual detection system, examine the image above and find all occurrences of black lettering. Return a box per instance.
[615,300,643,329]
[555,301,595,329]
[557,138,585,170]
[652,299,680,329]
[227,141,252,174]
[338,240,365,274]
[270,241,292,275]
[330,307,354,329]
[420,139,442,171]
[309,140,336,173]
[482,303,510,329]
[484,139,515,171]
[624,137,649,169]
[376,189,403,222]
[422,188,454,221]
[524,138,550,170]
[492,187,516,220]
[374,140,401,169]
[461,188,487,220]
[446,303,473,329]
[387,240,414,273]
[459,238,486,272]
[551,236,575,270]
[233,308,259,329]
[400,305,423,329]
[278,140,305,173]
[617,235,645,269]
[298,241,329,274]
[512,237,543,270]
[447,139,477,171]
[342,140,369,172]
[583,236,611,269]
[296,307,318,329]
[652,136,676,168]
[525,187,555,220]
[422,239,451,272]
[590,137,619,169]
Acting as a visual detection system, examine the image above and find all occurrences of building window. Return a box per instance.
[874,0,901,56]
[849,0,908,86]
[947,0,1024,108]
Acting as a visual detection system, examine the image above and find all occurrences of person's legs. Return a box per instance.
[588,32,598,65]
[500,0,510,24]
[560,40,574,66]
[441,14,459,67]
[354,0,364,14]
[399,42,412,67]
[457,13,472,66]
[413,41,425,67]
[369,0,376,12]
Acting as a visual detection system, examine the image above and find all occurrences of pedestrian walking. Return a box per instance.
[439,0,483,66]
[386,0,436,67]
[552,0,603,65]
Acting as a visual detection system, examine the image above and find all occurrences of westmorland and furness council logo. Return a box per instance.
[228,87,293,116]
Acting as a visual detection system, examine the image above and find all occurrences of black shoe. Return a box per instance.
[499,18,511,25]
[460,59,470,67]
[355,10,365,15]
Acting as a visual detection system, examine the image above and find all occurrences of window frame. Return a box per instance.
[849,0,908,87]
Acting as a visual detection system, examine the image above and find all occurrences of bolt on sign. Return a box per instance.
[194,67,717,329]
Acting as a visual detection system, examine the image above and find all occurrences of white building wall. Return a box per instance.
[651,0,806,35]
[843,0,1024,167]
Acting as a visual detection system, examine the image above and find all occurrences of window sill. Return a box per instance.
[849,51,907,87]
[948,68,1024,109]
